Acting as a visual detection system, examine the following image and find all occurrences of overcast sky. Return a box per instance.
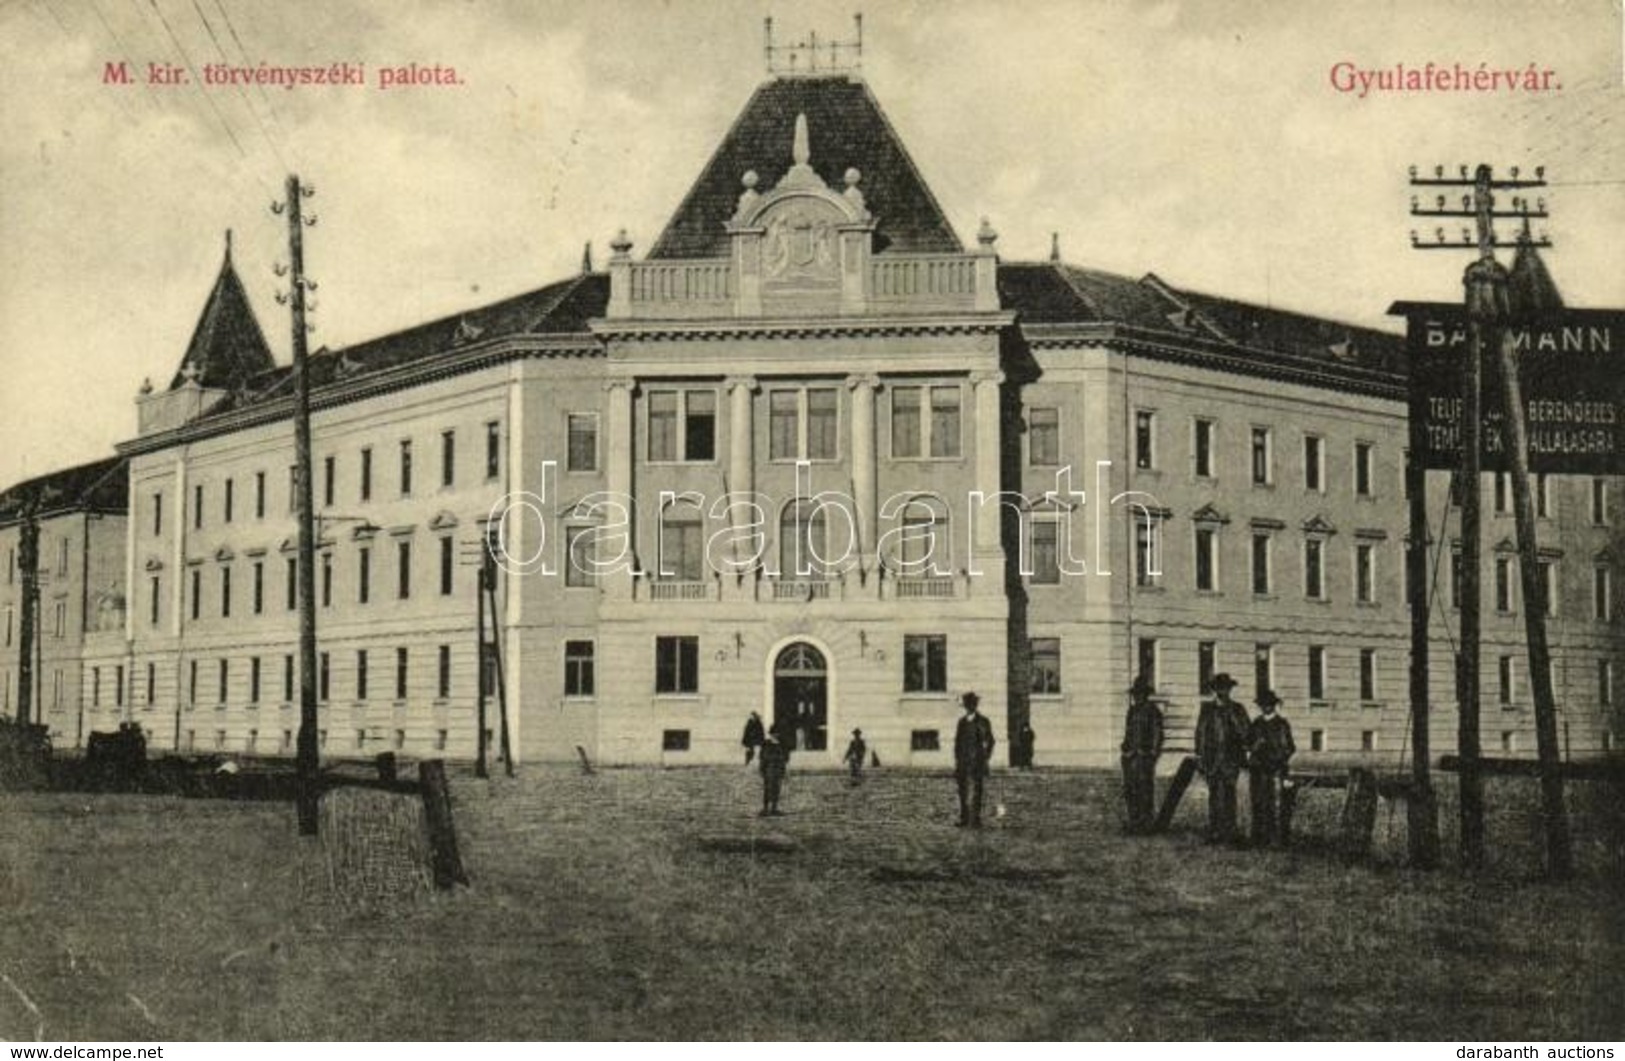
[1,0,1621,488]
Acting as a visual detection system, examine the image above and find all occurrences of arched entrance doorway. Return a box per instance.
[773,642,828,752]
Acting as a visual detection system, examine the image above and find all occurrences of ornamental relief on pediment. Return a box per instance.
[760,197,843,285]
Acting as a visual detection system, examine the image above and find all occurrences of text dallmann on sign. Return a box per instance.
[1400,307,1625,475]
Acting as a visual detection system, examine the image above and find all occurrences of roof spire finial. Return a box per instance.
[581,241,594,274]
[793,113,810,167]
[1049,232,1060,263]
[224,228,233,264]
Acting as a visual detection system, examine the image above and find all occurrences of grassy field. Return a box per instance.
[0,764,1620,1041]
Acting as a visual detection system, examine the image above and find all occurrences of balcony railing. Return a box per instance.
[868,255,979,310]
[644,579,715,602]
[626,261,735,317]
[891,576,957,599]
[770,579,832,602]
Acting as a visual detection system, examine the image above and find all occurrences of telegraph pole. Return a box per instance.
[1410,163,1559,873]
[14,495,39,725]
[274,174,321,835]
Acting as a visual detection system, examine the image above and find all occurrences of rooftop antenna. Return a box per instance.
[765,12,864,76]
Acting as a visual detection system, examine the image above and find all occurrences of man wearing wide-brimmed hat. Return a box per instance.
[953,691,996,827]
[1195,673,1251,843]
[1120,673,1164,833]
[1248,689,1297,846]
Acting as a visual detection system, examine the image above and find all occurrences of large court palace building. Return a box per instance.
[4,70,1621,767]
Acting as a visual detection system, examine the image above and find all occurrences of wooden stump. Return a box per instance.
[1338,767,1379,863]
[1153,756,1199,834]
[419,759,469,889]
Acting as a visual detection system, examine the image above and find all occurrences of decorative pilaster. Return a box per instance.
[607,229,633,320]
[848,374,880,580]
[974,218,1001,312]
[604,378,635,599]
[971,369,1005,594]
[724,376,758,596]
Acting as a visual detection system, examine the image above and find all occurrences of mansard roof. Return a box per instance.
[169,236,276,391]
[0,456,127,525]
[647,75,962,259]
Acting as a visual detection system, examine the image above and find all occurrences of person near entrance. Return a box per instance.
[1247,689,1296,847]
[1120,674,1164,834]
[843,728,867,785]
[953,691,996,827]
[1195,673,1251,844]
[759,726,789,816]
[741,711,765,766]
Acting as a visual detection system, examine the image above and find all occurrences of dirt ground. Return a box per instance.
[0,764,1619,1040]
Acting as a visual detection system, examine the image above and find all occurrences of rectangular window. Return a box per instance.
[360,448,373,502]
[1498,655,1517,706]
[440,537,454,596]
[1355,543,1375,603]
[1494,557,1514,613]
[567,414,598,472]
[55,536,69,578]
[254,471,265,519]
[193,484,204,530]
[153,492,163,536]
[190,568,202,621]
[1135,410,1155,470]
[437,645,451,699]
[283,655,293,702]
[1600,660,1613,707]
[566,527,596,588]
[1536,474,1551,518]
[323,455,336,508]
[1031,521,1060,585]
[1134,518,1157,588]
[52,601,65,639]
[807,388,839,460]
[3,607,9,646]
[659,513,704,582]
[684,391,716,461]
[1198,641,1217,695]
[149,576,160,626]
[250,657,261,704]
[398,540,413,600]
[358,547,371,605]
[1029,638,1061,695]
[286,557,297,611]
[1030,408,1060,466]
[399,440,413,495]
[147,663,156,706]
[217,659,229,704]
[1304,435,1323,491]
[1539,560,1557,618]
[1451,551,1463,609]
[486,421,501,479]
[1304,538,1324,599]
[252,561,264,614]
[654,636,700,694]
[113,665,124,707]
[1595,566,1612,621]
[1251,427,1272,485]
[92,667,101,707]
[1494,472,1511,515]
[903,635,948,693]
[319,652,330,703]
[1194,527,1217,592]
[1354,442,1374,497]
[1193,418,1214,478]
[189,659,198,704]
[441,430,456,488]
[929,386,961,458]
[1137,638,1158,692]
[1592,479,1609,525]
[1252,534,1271,595]
[1254,643,1273,702]
[395,647,408,700]
[220,567,232,618]
[288,464,298,513]
[1359,648,1378,702]
[1308,645,1327,701]
[648,391,679,462]
[892,387,922,458]
[356,650,368,701]
[224,478,234,523]
[1361,730,1377,752]
[321,553,333,609]
[910,730,941,752]
[565,640,595,697]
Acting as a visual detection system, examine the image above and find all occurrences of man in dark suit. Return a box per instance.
[1120,674,1164,834]
[1195,673,1250,843]
[1247,689,1296,847]
[741,711,765,766]
[953,691,996,827]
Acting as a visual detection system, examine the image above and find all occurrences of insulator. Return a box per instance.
[272,263,288,277]
[1436,195,1446,210]
[301,184,315,198]
[1434,165,1444,178]
[305,215,318,227]
[274,292,288,305]
[306,281,318,293]
[1461,194,1471,211]
[1435,228,1446,243]
[1537,198,1546,212]
[1410,230,1419,245]
[1459,164,1469,179]
[1510,166,1520,179]
[1410,195,1419,211]
[270,201,284,215]
[1462,227,1472,243]
[1535,165,1546,179]
[1408,165,1418,179]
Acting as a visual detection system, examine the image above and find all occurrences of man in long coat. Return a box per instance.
[1247,689,1297,847]
[953,691,996,827]
[1195,673,1250,843]
[741,711,765,766]
[1120,674,1164,833]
